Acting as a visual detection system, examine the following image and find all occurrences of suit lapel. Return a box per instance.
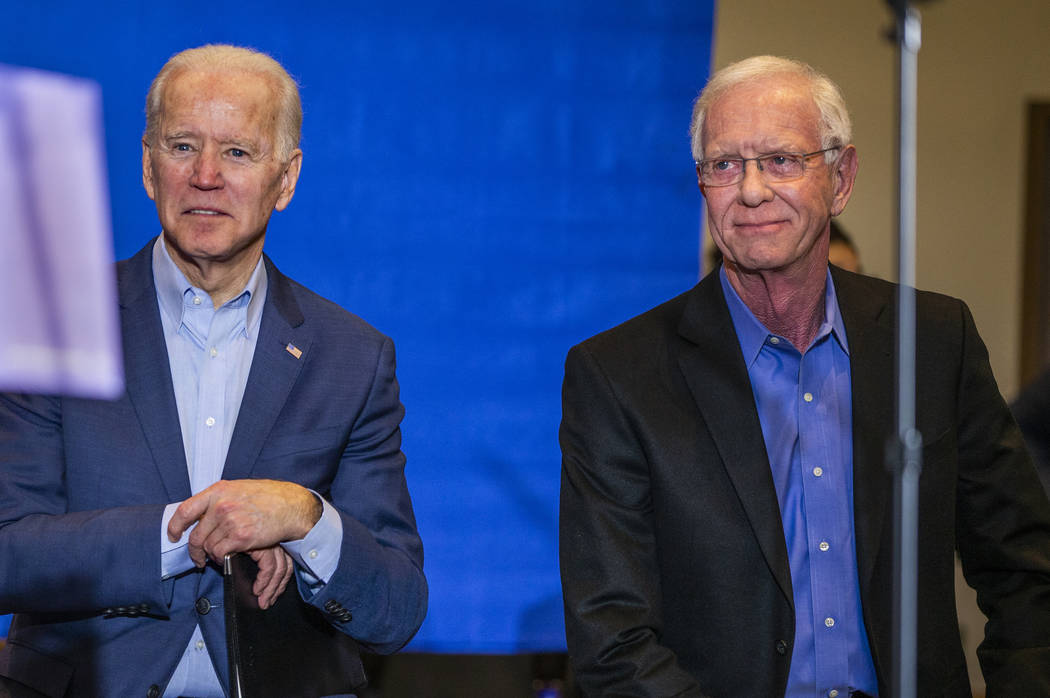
[118,240,192,501]
[676,274,794,606]
[832,268,895,587]
[222,257,309,480]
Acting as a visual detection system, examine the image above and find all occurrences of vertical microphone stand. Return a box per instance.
[885,2,923,697]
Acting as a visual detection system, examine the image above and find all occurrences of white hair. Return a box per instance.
[689,55,852,163]
[144,44,302,161]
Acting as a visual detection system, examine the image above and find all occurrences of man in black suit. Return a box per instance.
[559,55,1050,697]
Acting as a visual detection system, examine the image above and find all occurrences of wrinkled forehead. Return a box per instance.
[702,74,821,152]
[158,68,280,135]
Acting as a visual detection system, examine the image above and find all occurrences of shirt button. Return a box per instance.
[205,416,216,427]
[196,640,205,651]
[825,617,835,628]
[813,466,824,477]
[309,549,319,560]
[210,347,218,357]
[803,392,814,402]
[192,296,202,306]
[829,691,839,698]
[819,541,830,552]
[769,336,780,344]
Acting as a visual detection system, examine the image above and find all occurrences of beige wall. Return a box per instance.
[711,0,1050,398]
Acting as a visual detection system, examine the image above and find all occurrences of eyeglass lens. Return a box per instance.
[701,154,807,186]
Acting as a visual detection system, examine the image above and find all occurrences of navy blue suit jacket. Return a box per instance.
[0,240,427,697]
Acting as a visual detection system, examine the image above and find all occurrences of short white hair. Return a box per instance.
[689,55,852,163]
[144,44,302,161]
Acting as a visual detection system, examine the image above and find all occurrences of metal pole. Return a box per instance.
[888,3,924,698]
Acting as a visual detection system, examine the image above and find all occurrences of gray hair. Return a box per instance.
[143,44,302,161]
[689,55,851,163]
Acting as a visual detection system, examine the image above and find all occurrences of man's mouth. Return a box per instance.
[735,220,783,231]
[186,208,226,216]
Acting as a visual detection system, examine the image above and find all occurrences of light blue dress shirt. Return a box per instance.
[721,267,879,698]
[151,238,343,697]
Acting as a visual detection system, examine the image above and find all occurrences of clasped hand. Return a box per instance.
[167,478,323,608]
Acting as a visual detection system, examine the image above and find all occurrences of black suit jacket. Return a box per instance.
[1010,367,1050,494]
[559,267,1050,697]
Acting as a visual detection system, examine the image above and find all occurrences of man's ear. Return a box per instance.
[274,149,303,212]
[829,145,858,216]
[142,140,156,201]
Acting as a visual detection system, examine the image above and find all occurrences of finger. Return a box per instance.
[167,492,211,542]
[200,523,241,565]
[187,512,225,566]
[251,549,275,598]
[259,550,290,609]
[187,541,207,569]
[253,550,275,609]
[274,553,293,597]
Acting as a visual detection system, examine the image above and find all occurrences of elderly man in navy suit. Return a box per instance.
[0,44,426,697]
[559,55,1050,697]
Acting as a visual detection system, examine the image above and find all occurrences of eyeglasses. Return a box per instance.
[696,147,840,187]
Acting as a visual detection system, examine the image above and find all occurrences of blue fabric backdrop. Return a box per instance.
[2,2,713,652]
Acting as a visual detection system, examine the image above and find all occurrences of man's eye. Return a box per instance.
[173,143,192,152]
[769,155,789,166]
[713,160,734,171]
[229,148,246,158]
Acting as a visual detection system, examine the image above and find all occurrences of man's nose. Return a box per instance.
[737,159,774,207]
[189,147,224,190]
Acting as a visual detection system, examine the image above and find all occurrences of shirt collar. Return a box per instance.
[720,265,849,367]
[151,235,268,339]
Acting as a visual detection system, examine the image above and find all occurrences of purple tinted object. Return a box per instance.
[0,64,122,398]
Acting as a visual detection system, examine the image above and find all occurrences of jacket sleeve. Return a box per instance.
[0,391,170,615]
[559,344,708,698]
[951,301,1050,695]
[1009,367,1050,493]
[303,336,428,654]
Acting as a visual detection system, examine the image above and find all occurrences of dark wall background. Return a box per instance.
[1,2,713,652]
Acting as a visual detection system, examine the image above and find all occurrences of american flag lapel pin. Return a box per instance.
[285,343,303,359]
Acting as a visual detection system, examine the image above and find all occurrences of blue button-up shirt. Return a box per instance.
[721,267,879,698]
[151,238,342,697]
